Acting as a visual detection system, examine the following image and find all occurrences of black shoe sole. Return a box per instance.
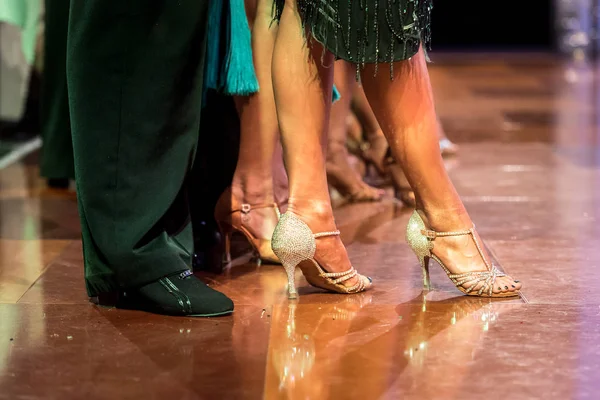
[89,292,233,317]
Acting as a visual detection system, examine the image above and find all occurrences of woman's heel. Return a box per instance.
[272,212,372,297]
[406,211,434,289]
[217,222,233,265]
[419,255,431,290]
[282,262,298,299]
[272,213,312,299]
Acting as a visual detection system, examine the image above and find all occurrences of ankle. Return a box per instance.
[365,129,386,144]
[418,205,472,232]
[231,175,274,205]
[286,198,336,231]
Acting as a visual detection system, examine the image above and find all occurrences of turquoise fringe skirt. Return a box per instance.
[204,0,340,101]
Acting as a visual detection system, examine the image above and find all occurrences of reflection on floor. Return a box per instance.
[2,54,600,399]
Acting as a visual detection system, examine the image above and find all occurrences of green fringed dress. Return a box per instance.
[274,0,432,68]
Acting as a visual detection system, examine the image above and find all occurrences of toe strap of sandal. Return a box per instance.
[312,229,367,293]
[448,265,506,296]
[321,267,358,284]
[322,267,367,293]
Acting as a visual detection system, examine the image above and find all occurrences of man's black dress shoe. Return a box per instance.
[90,271,233,317]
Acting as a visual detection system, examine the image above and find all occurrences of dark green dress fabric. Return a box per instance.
[274,0,432,65]
[40,0,74,180]
[66,0,210,296]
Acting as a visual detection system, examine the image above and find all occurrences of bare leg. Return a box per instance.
[327,61,384,202]
[272,0,364,287]
[352,83,384,144]
[272,139,289,210]
[349,84,389,176]
[228,0,281,240]
[361,49,520,294]
[352,81,415,207]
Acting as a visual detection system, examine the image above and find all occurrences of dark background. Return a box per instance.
[431,0,554,50]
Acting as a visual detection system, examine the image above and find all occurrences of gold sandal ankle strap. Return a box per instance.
[420,226,474,239]
[424,223,504,295]
[232,202,281,218]
[313,230,340,238]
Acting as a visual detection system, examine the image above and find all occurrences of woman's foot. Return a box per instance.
[276,199,372,293]
[327,147,384,202]
[361,133,390,176]
[415,210,521,296]
[215,183,281,264]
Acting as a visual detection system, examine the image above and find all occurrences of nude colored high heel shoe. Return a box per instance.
[437,118,459,157]
[271,213,372,298]
[405,211,521,298]
[215,188,281,265]
[439,138,459,157]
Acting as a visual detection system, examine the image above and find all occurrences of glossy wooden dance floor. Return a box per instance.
[2,54,600,399]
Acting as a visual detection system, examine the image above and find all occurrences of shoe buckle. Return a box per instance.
[421,229,437,239]
[241,204,251,214]
[179,270,193,280]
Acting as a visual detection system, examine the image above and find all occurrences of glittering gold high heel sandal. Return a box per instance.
[215,188,281,265]
[271,213,372,299]
[405,211,520,298]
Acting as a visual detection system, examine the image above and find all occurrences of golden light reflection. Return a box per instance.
[265,293,512,399]
[0,160,46,375]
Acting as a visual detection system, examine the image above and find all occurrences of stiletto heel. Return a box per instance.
[222,231,232,265]
[216,222,233,265]
[419,255,431,290]
[271,213,372,296]
[282,262,298,299]
[406,211,521,298]
[215,187,281,264]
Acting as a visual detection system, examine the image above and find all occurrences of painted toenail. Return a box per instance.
[504,286,509,290]
[511,285,516,288]
[514,280,520,283]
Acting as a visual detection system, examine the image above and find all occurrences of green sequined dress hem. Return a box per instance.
[273,0,432,67]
